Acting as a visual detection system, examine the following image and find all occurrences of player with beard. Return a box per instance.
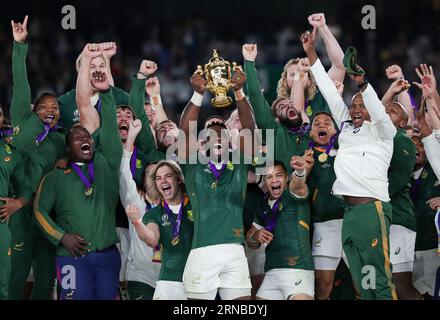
[0,106,32,300]
[243,44,309,175]
[410,136,440,299]
[8,16,67,300]
[57,41,129,131]
[306,111,349,300]
[303,27,397,300]
[179,64,255,300]
[381,79,422,300]
[33,51,123,299]
[125,160,193,300]
[246,156,314,300]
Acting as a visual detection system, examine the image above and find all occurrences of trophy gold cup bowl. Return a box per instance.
[197,49,237,108]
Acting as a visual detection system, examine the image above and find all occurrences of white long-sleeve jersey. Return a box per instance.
[310,59,396,202]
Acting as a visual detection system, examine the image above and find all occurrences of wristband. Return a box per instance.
[190,91,204,107]
[151,95,162,107]
[293,169,306,179]
[137,71,148,80]
[357,80,369,90]
[294,73,306,82]
[234,89,245,101]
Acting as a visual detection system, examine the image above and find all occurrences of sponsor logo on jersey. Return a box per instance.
[285,256,299,267]
[371,239,378,247]
[64,169,72,174]
[13,242,24,251]
[314,237,322,247]
[403,149,409,156]
[352,128,361,134]
[4,156,11,162]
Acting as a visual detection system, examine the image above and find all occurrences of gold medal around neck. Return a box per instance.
[171,237,180,246]
[85,187,93,196]
[318,153,328,163]
[211,180,218,190]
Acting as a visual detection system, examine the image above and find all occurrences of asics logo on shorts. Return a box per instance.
[314,237,322,247]
[295,280,302,286]
[394,247,401,255]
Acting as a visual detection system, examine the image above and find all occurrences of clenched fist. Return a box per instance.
[190,68,208,95]
[242,44,258,62]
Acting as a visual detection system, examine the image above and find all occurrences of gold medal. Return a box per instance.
[318,153,328,163]
[152,246,162,263]
[85,187,93,196]
[211,180,218,189]
[171,237,180,246]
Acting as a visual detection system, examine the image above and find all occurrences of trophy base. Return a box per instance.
[211,96,233,108]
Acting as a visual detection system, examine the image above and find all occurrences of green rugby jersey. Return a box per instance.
[244,60,309,175]
[33,90,122,256]
[143,196,193,282]
[307,146,344,223]
[254,189,313,272]
[411,163,440,251]
[58,87,129,131]
[180,153,249,249]
[388,129,417,231]
[11,42,66,193]
[0,141,32,217]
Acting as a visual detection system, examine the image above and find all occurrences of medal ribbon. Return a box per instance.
[208,161,227,184]
[35,123,60,145]
[163,197,184,242]
[435,208,440,255]
[130,147,137,178]
[70,162,95,192]
[262,197,281,233]
[289,123,310,135]
[410,168,425,203]
[0,128,14,137]
[95,97,102,114]
[308,133,339,155]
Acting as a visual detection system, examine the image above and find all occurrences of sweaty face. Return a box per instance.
[155,165,181,203]
[144,103,157,128]
[385,103,407,129]
[264,165,288,200]
[35,96,60,128]
[117,108,134,142]
[275,99,302,128]
[310,114,337,146]
[156,121,178,151]
[349,94,370,128]
[68,126,95,163]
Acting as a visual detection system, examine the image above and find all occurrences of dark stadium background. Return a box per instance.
[1,0,439,125]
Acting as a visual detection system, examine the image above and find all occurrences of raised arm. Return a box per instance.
[76,43,102,134]
[302,29,349,130]
[385,65,414,125]
[179,69,206,160]
[99,87,123,169]
[125,205,160,248]
[351,70,396,140]
[243,44,278,130]
[129,60,166,158]
[289,151,313,198]
[101,42,117,87]
[289,58,310,124]
[119,119,146,210]
[10,15,32,125]
[146,76,168,125]
[308,13,345,82]
[381,78,411,107]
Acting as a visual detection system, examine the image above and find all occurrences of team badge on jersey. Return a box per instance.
[227,161,234,171]
[5,145,12,155]
[136,159,142,169]
[161,214,171,227]
[306,105,313,117]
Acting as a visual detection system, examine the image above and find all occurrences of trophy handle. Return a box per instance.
[196,65,204,76]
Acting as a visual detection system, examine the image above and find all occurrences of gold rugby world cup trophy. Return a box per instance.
[197,49,237,108]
